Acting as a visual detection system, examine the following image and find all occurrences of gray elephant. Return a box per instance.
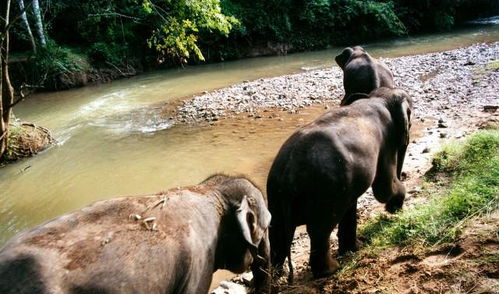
[335,46,394,105]
[267,87,412,279]
[0,174,271,294]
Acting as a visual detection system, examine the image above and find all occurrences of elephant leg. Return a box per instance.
[269,222,296,276]
[337,201,358,254]
[307,221,339,278]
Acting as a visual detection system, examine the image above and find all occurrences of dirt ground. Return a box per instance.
[278,211,498,294]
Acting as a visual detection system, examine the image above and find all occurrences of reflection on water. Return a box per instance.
[1,20,498,250]
[468,15,499,25]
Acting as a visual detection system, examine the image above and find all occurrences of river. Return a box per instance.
[1,17,499,289]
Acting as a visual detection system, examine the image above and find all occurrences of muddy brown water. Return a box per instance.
[1,20,498,289]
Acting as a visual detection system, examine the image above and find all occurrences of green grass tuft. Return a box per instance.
[360,130,499,247]
[486,60,499,70]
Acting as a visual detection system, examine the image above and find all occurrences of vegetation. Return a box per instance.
[7,0,497,84]
[1,0,15,159]
[1,120,54,163]
[360,130,499,247]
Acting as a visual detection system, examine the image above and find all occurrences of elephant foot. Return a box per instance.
[310,255,339,278]
[385,194,405,213]
[338,238,363,255]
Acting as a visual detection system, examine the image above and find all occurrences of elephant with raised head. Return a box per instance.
[335,46,394,105]
[0,174,272,294]
[267,87,412,279]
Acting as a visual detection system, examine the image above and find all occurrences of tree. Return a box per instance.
[17,0,36,52]
[1,0,15,159]
[32,0,46,46]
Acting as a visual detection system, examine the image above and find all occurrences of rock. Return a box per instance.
[438,122,448,128]
[211,281,247,294]
[409,186,422,194]
[422,147,430,153]
[483,105,498,113]
[240,272,253,286]
[440,133,447,138]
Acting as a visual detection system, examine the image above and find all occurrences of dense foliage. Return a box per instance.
[8,0,499,85]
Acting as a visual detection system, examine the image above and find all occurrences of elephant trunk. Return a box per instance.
[251,231,271,294]
[397,142,408,180]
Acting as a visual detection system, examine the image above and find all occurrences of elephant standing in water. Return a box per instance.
[0,174,272,294]
[267,88,413,279]
[335,46,394,105]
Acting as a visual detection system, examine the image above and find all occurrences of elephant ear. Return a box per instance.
[335,47,354,69]
[395,94,413,178]
[236,195,270,248]
[341,93,369,106]
[400,98,412,146]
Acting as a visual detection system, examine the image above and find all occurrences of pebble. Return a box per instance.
[211,281,246,294]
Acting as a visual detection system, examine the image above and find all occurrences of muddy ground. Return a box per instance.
[208,43,499,294]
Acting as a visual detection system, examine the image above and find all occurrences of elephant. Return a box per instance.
[0,174,272,294]
[267,87,412,280]
[335,46,394,105]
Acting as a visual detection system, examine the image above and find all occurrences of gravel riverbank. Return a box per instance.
[176,42,498,124]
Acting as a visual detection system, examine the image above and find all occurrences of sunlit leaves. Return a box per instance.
[140,0,238,63]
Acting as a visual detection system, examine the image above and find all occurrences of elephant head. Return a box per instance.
[369,87,413,213]
[375,88,412,178]
[334,46,366,70]
[204,175,272,293]
[335,46,394,104]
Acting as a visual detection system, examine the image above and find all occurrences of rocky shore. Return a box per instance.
[176,42,498,124]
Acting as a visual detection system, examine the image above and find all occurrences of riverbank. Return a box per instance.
[173,42,498,124]
[206,42,498,293]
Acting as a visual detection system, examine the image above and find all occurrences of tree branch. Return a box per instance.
[88,12,142,22]
[3,83,42,114]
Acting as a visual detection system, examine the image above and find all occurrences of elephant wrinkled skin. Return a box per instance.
[0,174,272,294]
[335,46,395,105]
[267,87,412,279]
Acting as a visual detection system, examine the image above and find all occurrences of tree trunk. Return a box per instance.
[32,0,46,47]
[17,0,36,53]
[0,0,13,159]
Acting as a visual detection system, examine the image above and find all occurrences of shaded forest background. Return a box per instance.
[8,0,499,90]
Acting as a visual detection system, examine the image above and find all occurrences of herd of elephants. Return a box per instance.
[0,46,414,293]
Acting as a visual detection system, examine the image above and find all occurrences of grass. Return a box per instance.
[360,130,499,247]
[486,60,499,71]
